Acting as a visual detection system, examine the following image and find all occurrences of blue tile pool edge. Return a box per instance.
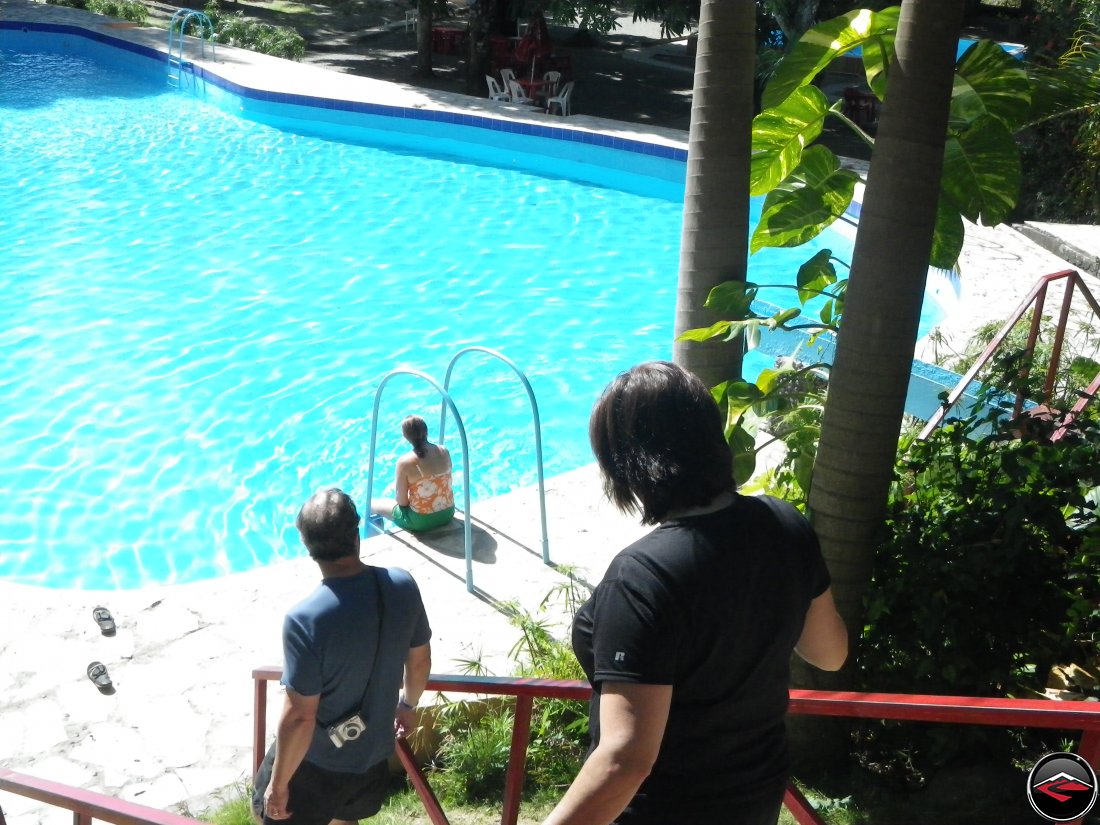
[0,19,689,163]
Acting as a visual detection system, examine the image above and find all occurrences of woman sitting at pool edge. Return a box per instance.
[370,415,455,532]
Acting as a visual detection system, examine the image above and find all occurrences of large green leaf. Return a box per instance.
[750,86,830,196]
[730,424,758,486]
[795,249,837,305]
[751,146,858,253]
[762,6,901,110]
[725,380,766,416]
[862,32,896,101]
[675,320,733,343]
[941,114,1021,226]
[929,196,965,271]
[703,281,759,317]
[951,39,1031,132]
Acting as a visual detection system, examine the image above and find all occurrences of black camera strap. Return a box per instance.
[317,565,386,731]
[355,565,386,715]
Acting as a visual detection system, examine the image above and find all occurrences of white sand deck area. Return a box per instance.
[3,2,1100,822]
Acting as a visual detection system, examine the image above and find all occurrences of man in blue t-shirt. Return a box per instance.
[253,489,431,825]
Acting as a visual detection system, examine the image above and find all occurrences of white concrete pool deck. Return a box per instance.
[3,2,1100,822]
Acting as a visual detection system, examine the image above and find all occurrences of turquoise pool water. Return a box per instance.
[0,30,921,589]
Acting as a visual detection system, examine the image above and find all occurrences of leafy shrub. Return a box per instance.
[855,398,1100,774]
[50,0,148,23]
[863,408,1100,699]
[87,0,147,24]
[203,0,306,61]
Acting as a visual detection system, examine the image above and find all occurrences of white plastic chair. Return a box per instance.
[486,75,511,102]
[545,80,574,116]
[507,79,535,106]
[542,70,562,100]
[500,67,517,94]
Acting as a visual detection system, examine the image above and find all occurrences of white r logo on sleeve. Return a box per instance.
[614,651,626,662]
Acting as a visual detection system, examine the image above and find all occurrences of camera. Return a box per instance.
[327,713,367,748]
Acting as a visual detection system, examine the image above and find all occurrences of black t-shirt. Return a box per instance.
[571,494,830,823]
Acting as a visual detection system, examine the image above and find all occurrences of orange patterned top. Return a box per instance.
[408,471,454,514]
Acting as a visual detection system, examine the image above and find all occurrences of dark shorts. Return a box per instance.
[252,742,389,825]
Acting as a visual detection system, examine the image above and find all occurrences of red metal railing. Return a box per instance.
[919,269,1100,441]
[4,669,1099,825]
[0,768,206,825]
[252,668,1100,825]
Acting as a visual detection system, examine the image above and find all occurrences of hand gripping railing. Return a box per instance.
[440,347,551,565]
[364,368,476,592]
[251,667,1100,825]
[919,269,1100,441]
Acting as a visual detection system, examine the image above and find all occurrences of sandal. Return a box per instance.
[87,661,115,695]
[92,606,116,637]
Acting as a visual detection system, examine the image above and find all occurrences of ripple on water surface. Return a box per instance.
[0,44,853,589]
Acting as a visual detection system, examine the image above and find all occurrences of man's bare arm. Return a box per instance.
[263,688,319,820]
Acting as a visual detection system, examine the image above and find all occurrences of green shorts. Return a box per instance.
[391,504,455,532]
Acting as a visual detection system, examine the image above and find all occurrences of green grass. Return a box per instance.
[235,0,314,16]
[195,783,557,825]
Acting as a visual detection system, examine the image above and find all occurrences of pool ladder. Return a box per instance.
[365,347,551,594]
[167,9,216,89]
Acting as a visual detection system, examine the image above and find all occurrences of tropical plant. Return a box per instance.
[203,0,307,60]
[854,396,1100,774]
[679,4,1099,684]
[679,246,845,493]
[746,7,1100,271]
[426,577,592,805]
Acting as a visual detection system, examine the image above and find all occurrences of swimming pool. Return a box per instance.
[0,22,933,589]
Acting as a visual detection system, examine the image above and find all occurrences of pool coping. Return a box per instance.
[1,2,691,160]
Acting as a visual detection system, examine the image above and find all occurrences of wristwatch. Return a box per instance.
[398,695,416,711]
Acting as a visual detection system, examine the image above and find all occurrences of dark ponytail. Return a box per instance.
[401,415,429,458]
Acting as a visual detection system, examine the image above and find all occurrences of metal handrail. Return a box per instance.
[167,9,216,89]
[364,368,476,592]
[0,768,205,825]
[440,347,551,565]
[252,667,1100,825]
[918,269,1100,440]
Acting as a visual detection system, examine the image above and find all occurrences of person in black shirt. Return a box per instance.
[544,361,847,825]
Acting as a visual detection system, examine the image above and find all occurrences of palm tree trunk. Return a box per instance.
[807,0,965,658]
[672,0,755,388]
